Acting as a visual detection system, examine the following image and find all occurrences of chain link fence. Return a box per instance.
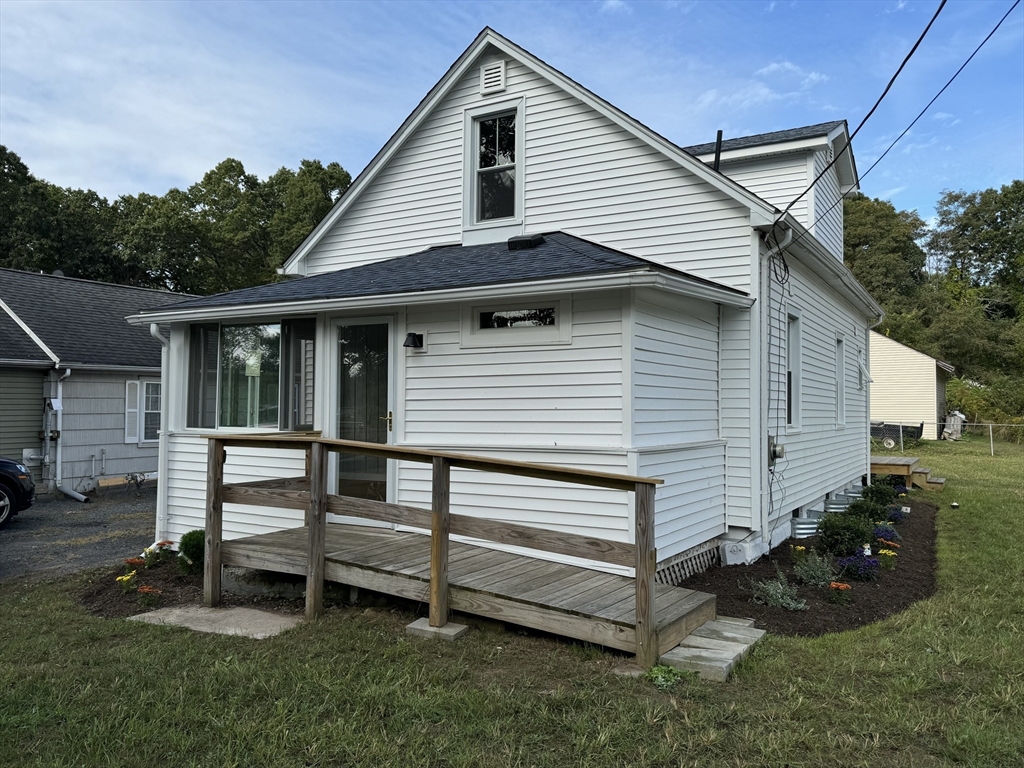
[870,420,1024,455]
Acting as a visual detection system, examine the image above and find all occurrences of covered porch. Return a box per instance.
[203,434,718,665]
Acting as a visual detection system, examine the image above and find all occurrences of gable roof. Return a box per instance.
[0,270,186,369]
[138,232,748,318]
[281,27,778,276]
[683,121,847,156]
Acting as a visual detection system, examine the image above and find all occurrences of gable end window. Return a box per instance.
[477,112,516,221]
[187,319,316,431]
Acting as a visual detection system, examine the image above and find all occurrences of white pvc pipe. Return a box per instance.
[150,323,171,542]
[54,368,89,503]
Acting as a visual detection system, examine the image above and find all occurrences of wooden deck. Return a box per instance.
[870,455,945,490]
[222,524,716,656]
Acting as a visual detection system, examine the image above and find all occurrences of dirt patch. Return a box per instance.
[680,497,938,637]
[79,561,307,620]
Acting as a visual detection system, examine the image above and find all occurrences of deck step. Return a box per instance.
[659,619,766,682]
[911,468,945,491]
[715,615,756,627]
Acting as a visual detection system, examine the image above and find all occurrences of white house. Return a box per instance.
[869,331,953,441]
[130,28,881,577]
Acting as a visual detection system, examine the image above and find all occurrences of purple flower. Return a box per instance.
[837,551,880,581]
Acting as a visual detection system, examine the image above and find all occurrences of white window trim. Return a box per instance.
[786,309,802,434]
[836,332,847,427]
[462,96,525,242]
[124,379,140,444]
[460,296,571,348]
[140,378,161,444]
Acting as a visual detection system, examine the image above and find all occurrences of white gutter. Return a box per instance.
[53,368,90,503]
[0,297,61,365]
[150,324,170,542]
[127,269,754,326]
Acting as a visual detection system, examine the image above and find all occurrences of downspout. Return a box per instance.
[151,324,171,543]
[54,368,90,503]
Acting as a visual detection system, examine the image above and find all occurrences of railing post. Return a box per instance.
[429,456,451,627]
[204,438,225,608]
[304,443,313,526]
[634,481,657,667]
[306,440,328,620]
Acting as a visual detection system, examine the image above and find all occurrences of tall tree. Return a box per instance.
[843,193,927,307]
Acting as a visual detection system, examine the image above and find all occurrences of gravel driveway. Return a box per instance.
[0,485,157,582]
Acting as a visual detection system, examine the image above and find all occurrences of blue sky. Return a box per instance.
[1,0,1021,223]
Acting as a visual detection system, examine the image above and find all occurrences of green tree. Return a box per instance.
[843,193,927,307]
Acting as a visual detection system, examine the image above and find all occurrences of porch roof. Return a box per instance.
[134,232,749,319]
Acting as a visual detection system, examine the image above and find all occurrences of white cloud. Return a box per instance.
[755,61,828,89]
[600,0,631,13]
[880,185,907,198]
[932,112,961,126]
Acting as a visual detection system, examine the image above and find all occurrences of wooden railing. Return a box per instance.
[204,434,664,665]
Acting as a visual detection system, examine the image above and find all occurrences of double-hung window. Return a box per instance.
[187,319,316,430]
[786,312,801,430]
[476,113,516,221]
[125,379,161,444]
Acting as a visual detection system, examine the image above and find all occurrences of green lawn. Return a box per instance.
[2,439,1022,767]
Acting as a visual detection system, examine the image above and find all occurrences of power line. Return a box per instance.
[776,0,1022,259]
[775,0,947,224]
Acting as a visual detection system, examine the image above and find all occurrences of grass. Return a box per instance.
[1,439,1022,767]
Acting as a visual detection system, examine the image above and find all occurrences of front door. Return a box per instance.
[331,318,393,520]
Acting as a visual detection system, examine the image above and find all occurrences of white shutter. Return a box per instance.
[125,380,139,443]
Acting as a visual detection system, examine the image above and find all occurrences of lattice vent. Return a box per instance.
[655,540,721,586]
[480,60,506,95]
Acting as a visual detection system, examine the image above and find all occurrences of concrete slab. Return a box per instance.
[127,606,302,639]
[691,621,766,645]
[406,617,469,641]
[660,646,737,683]
[679,634,750,655]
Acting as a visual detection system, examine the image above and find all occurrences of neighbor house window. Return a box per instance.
[125,379,161,444]
[476,112,516,221]
[187,319,315,430]
[787,313,801,429]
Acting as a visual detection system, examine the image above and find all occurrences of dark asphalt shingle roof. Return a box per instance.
[683,120,846,157]
[146,232,745,314]
[0,270,187,368]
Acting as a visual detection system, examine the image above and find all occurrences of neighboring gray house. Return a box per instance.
[0,270,183,496]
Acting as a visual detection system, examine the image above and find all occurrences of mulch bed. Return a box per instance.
[679,497,938,637]
[80,497,938,638]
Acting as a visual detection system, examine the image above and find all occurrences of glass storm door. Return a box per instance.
[334,320,391,505]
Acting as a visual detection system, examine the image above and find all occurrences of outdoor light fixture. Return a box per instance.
[403,332,424,349]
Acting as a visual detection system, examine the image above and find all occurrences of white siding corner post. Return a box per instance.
[429,456,451,627]
[204,438,225,608]
[634,481,657,667]
[306,440,328,620]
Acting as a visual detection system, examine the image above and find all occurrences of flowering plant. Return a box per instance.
[141,540,174,568]
[877,538,901,549]
[837,551,880,581]
[124,556,146,567]
[886,505,909,525]
[827,581,852,604]
[790,544,808,562]
[136,584,162,607]
[877,549,898,570]
[115,570,138,593]
[873,524,901,542]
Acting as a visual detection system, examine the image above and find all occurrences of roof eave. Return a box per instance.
[129,268,752,325]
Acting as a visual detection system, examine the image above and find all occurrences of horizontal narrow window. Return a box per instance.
[479,307,555,329]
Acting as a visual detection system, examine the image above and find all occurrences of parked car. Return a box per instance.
[0,457,36,528]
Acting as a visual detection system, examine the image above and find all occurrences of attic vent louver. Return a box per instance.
[507,234,545,251]
[480,60,506,95]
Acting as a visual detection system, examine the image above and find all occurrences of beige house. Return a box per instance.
[869,331,954,440]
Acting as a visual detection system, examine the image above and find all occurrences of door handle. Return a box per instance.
[379,411,393,432]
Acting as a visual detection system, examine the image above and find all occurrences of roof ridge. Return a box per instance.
[0,268,192,297]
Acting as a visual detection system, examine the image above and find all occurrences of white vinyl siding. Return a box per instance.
[765,255,869,523]
[631,289,719,448]
[812,149,844,259]
[402,291,623,447]
[869,332,943,440]
[719,306,753,528]
[303,55,756,291]
[162,433,307,543]
[639,442,728,562]
[718,153,810,229]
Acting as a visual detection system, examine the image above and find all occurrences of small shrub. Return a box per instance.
[792,550,834,588]
[141,540,174,568]
[837,551,880,581]
[178,529,205,576]
[877,549,898,570]
[817,513,873,557]
[643,665,688,691]
[115,570,137,593]
[872,474,898,487]
[861,484,897,506]
[751,568,807,611]
[827,581,852,604]
[844,500,886,520]
[137,584,163,607]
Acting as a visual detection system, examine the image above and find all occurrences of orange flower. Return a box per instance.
[157,540,174,548]
[137,585,162,595]
[124,557,145,567]
[876,538,901,549]
[829,582,852,591]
